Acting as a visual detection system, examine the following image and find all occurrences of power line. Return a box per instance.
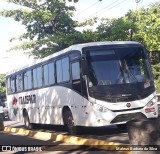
[87,0,120,19]
[95,0,128,17]
[84,0,127,21]
[75,1,100,16]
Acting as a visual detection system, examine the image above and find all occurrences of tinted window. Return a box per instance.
[33,67,42,88]
[6,78,11,94]
[72,62,80,80]
[37,67,42,88]
[44,62,55,86]
[10,76,15,93]
[86,47,152,86]
[24,70,32,90]
[7,76,15,94]
[56,60,62,83]
[44,64,49,86]
[33,68,37,88]
[16,74,23,92]
[62,57,70,82]
[56,57,70,83]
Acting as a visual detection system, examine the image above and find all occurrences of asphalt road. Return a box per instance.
[3,118,160,153]
[3,119,129,144]
[1,120,127,154]
[0,131,122,154]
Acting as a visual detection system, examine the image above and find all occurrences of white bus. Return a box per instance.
[6,41,158,134]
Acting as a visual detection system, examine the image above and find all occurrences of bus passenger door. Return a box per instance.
[71,61,86,125]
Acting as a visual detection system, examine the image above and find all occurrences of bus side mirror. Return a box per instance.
[81,56,88,75]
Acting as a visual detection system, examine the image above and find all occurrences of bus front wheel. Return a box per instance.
[23,111,32,130]
[63,109,77,135]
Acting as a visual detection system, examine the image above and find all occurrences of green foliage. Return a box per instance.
[96,2,160,50]
[0,74,5,83]
[96,17,136,41]
[152,62,160,93]
[1,0,77,57]
[1,0,102,58]
[0,74,6,98]
[125,2,160,51]
[3,1,159,57]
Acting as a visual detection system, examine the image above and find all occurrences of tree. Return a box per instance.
[96,2,160,47]
[126,2,160,51]
[1,0,78,58]
[0,0,107,58]
[96,17,136,41]
[0,74,6,99]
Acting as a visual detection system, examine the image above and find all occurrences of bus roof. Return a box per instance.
[6,41,142,75]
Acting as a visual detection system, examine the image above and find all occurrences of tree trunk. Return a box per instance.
[127,118,160,154]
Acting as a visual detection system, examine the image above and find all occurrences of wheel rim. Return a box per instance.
[67,116,74,128]
[24,113,29,128]
[25,118,29,127]
[63,110,76,134]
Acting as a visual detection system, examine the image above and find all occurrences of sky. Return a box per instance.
[0,0,159,74]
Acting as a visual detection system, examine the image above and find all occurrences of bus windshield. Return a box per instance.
[85,46,154,102]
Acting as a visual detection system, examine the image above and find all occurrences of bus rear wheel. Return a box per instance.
[63,109,77,135]
[23,111,32,130]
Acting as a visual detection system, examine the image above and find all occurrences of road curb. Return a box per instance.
[4,127,131,154]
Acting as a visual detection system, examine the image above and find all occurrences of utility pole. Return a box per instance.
[128,29,133,41]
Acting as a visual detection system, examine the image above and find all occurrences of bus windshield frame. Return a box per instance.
[82,45,155,102]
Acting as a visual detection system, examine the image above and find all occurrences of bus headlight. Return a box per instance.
[146,96,158,107]
[94,103,108,112]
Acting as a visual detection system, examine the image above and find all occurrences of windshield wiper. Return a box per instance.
[119,60,138,83]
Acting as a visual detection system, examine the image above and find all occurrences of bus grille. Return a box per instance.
[111,112,147,123]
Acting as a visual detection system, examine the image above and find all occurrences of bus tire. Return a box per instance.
[23,111,32,130]
[62,109,77,135]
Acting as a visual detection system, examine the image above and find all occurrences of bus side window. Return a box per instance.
[56,57,70,83]
[62,57,70,82]
[72,62,80,81]
[56,59,63,83]
[48,62,55,85]
[43,62,55,86]
[10,76,16,93]
[16,73,23,92]
[44,64,49,86]
[6,77,11,94]
[24,70,32,90]
[71,61,81,94]
[33,66,42,89]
